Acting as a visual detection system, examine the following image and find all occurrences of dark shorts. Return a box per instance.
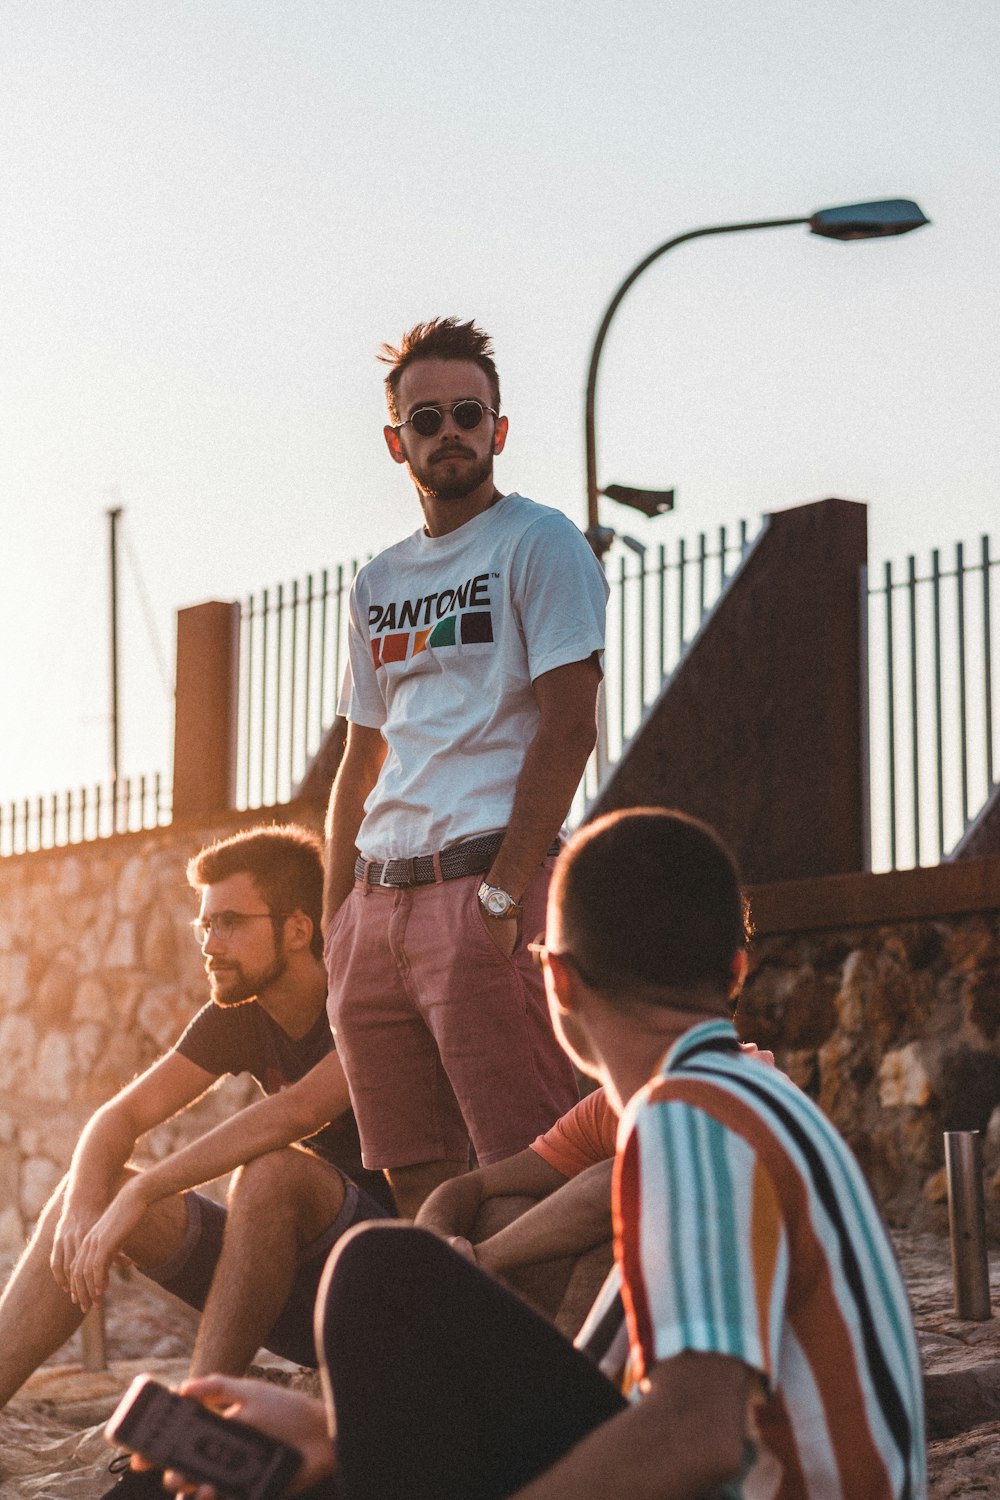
[143,1172,391,1367]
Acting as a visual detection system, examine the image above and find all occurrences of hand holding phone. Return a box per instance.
[105,1375,302,1500]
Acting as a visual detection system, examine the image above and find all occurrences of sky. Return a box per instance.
[2,0,998,806]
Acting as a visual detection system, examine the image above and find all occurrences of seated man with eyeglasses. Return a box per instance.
[0,823,392,1493]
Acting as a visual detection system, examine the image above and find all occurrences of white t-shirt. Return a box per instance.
[339,493,609,860]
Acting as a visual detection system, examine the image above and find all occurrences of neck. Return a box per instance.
[256,955,328,1040]
[588,1002,729,1117]
[419,479,503,537]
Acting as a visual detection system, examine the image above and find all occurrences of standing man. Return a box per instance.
[0,824,391,1427]
[324,317,608,1215]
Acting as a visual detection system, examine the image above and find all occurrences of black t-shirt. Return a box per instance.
[174,1000,396,1214]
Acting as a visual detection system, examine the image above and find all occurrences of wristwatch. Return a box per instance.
[477,882,522,919]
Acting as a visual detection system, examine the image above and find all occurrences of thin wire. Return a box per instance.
[121,521,173,699]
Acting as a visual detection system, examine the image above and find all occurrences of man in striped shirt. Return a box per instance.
[527,806,926,1499]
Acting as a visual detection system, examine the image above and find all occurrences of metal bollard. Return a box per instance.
[944,1130,992,1321]
[81,1302,108,1371]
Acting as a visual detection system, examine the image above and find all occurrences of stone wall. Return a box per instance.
[0,803,321,1257]
[742,856,1000,1240]
[3,811,1000,1255]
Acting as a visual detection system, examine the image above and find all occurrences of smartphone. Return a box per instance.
[104,1375,302,1500]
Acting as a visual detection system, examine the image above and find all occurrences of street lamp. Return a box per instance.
[584,198,930,556]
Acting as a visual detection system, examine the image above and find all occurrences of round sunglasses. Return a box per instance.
[394,399,498,439]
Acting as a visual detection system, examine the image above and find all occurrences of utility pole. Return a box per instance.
[108,502,123,828]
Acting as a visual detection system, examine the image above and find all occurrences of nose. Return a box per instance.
[201,922,225,955]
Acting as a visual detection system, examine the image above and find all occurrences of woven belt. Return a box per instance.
[355,832,561,889]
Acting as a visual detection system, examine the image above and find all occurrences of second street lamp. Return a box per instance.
[584,197,930,557]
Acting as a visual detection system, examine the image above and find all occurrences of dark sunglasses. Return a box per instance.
[395,399,498,439]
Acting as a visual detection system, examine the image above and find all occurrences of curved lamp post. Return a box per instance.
[584,198,930,556]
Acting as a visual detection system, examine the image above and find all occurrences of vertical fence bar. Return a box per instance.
[932,550,945,861]
[618,555,627,753]
[657,543,667,686]
[259,589,269,808]
[697,532,707,623]
[289,578,299,794]
[983,535,994,791]
[303,574,315,771]
[637,550,647,712]
[678,538,687,653]
[956,542,969,830]
[718,524,728,590]
[318,568,330,732]
[274,583,284,806]
[334,564,346,718]
[243,595,254,808]
[907,555,921,866]
[884,560,897,871]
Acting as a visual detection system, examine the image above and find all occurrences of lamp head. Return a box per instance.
[601,484,675,518]
[809,199,929,241]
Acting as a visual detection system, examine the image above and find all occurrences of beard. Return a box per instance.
[207,948,288,1007]
[411,447,494,501]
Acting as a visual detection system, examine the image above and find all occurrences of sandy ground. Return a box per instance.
[1,1234,999,1498]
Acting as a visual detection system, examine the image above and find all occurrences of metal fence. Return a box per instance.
[233,527,759,817]
[866,535,998,871]
[0,774,170,858]
[4,524,996,872]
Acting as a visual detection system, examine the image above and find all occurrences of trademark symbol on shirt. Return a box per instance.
[491,571,500,579]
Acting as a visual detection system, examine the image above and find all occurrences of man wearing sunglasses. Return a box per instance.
[323,317,609,1216]
[0,824,392,1459]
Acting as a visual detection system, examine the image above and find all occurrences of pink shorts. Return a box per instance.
[324,858,578,1170]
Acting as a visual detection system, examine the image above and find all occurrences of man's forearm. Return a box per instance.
[130,1090,336,1208]
[475,1160,612,1275]
[64,1104,142,1212]
[323,725,386,929]
[486,659,599,901]
[512,1352,751,1500]
[486,715,596,900]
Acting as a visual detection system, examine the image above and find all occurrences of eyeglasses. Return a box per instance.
[527,933,599,988]
[394,399,498,438]
[191,911,292,944]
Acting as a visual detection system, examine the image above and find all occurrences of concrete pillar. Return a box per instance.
[589,497,869,883]
[172,601,240,819]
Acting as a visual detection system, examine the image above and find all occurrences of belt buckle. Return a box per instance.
[379,856,415,888]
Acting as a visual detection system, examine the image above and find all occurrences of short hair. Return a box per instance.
[378,317,501,423]
[187,824,325,960]
[552,808,749,1003]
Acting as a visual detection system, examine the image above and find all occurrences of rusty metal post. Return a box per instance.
[81,1303,108,1370]
[945,1130,992,1320]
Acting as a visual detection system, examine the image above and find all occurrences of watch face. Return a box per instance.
[481,886,513,918]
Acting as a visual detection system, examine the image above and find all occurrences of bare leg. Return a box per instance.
[188,1148,346,1378]
[0,1171,188,1409]
[385,1159,468,1219]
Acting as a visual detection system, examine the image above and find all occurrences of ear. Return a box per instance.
[545,949,580,1013]
[384,424,408,465]
[283,910,314,954]
[492,414,509,455]
[729,949,748,1000]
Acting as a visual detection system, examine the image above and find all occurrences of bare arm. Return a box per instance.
[51,1051,215,1298]
[474,1159,613,1276]
[416,1147,570,1242]
[322,721,387,930]
[486,657,601,914]
[71,1050,352,1307]
[512,1351,753,1500]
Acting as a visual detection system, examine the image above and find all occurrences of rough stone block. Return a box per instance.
[879,1043,934,1108]
[20,1156,61,1220]
[0,951,30,1010]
